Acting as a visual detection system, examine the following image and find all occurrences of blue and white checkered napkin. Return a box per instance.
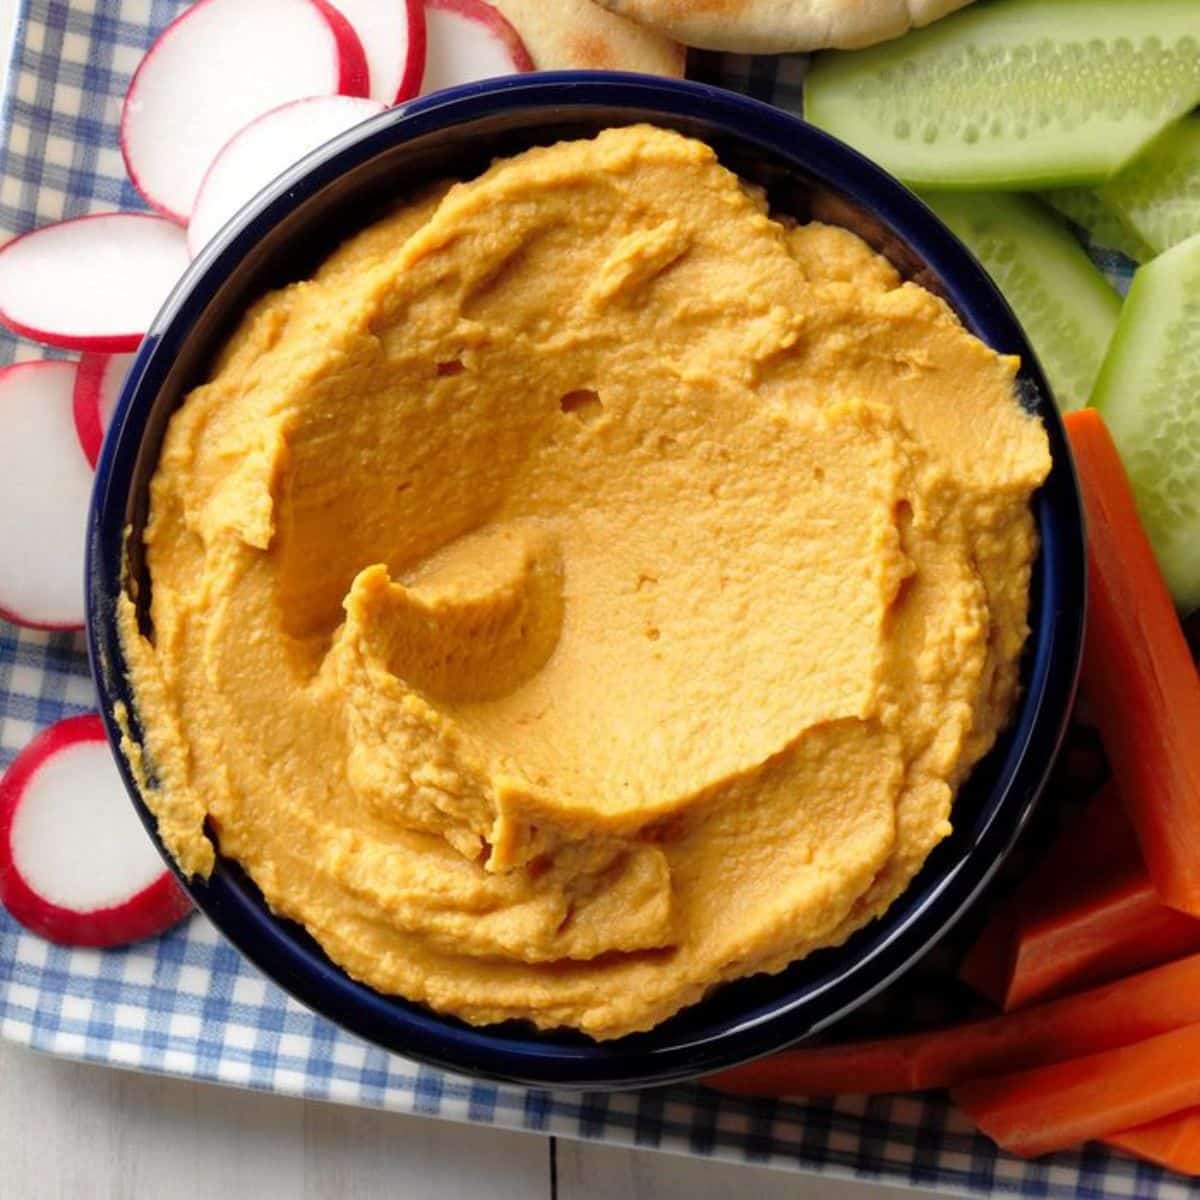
[0,4,1174,1196]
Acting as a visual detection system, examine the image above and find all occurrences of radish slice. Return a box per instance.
[329,0,426,103]
[0,214,188,353]
[72,352,136,468]
[421,0,533,96]
[188,96,387,256]
[0,362,93,631]
[121,0,370,222]
[0,714,192,948]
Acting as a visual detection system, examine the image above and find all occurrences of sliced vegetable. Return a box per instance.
[921,191,1120,408]
[0,361,93,630]
[957,911,1014,1008]
[328,0,425,104]
[1041,188,1154,263]
[121,0,370,221]
[954,1023,1200,1158]
[706,954,1200,1098]
[1108,1109,1200,1174]
[1064,408,1200,914]
[421,0,534,95]
[0,714,192,947]
[0,213,188,352]
[72,351,135,467]
[188,95,386,256]
[960,782,1136,1006]
[1005,864,1200,1010]
[1103,116,1200,256]
[804,1,1200,190]
[1092,233,1200,611]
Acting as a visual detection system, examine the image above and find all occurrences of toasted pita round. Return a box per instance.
[595,0,974,53]
[489,0,686,76]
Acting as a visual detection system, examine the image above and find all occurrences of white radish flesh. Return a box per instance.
[121,0,370,222]
[0,362,93,630]
[329,0,425,103]
[0,714,192,947]
[14,739,163,908]
[421,0,533,96]
[188,96,386,256]
[72,351,136,468]
[0,214,188,352]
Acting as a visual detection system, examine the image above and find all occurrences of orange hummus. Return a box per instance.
[119,125,1051,1039]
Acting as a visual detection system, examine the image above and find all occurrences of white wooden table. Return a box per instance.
[0,1,945,1193]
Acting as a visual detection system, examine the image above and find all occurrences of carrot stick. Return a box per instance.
[960,782,1135,1006]
[1107,1108,1200,1174]
[958,912,1018,1008]
[1006,863,1200,1009]
[706,954,1200,1097]
[1064,408,1200,915]
[953,1023,1200,1158]
[962,779,1200,1010]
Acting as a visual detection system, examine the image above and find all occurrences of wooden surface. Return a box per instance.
[0,0,943,1195]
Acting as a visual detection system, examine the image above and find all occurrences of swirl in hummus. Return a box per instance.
[119,126,1051,1039]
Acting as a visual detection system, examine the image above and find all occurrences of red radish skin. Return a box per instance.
[421,0,534,96]
[72,351,135,468]
[0,361,93,630]
[0,715,192,948]
[188,96,387,257]
[329,0,426,103]
[121,0,371,222]
[0,213,187,352]
[311,0,371,96]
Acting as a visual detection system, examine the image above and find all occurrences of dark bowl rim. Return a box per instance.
[85,71,1086,1090]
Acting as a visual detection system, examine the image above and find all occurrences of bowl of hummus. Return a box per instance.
[86,74,1085,1088]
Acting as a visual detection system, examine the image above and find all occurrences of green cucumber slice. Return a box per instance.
[1042,187,1155,264]
[1102,116,1200,256]
[921,191,1120,410]
[1092,233,1200,612]
[804,0,1200,190]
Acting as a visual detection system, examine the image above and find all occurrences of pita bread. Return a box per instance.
[489,0,686,76]
[595,0,975,53]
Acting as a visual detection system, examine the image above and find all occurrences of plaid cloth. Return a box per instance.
[0,3,1172,1196]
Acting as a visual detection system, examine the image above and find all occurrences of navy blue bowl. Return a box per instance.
[86,73,1085,1090]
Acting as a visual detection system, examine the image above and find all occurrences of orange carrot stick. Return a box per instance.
[953,1023,1200,1158]
[958,913,1018,1009]
[706,954,1200,1097]
[1006,863,1200,1009]
[1064,408,1200,915]
[960,782,1135,1006]
[1107,1108,1200,1174]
